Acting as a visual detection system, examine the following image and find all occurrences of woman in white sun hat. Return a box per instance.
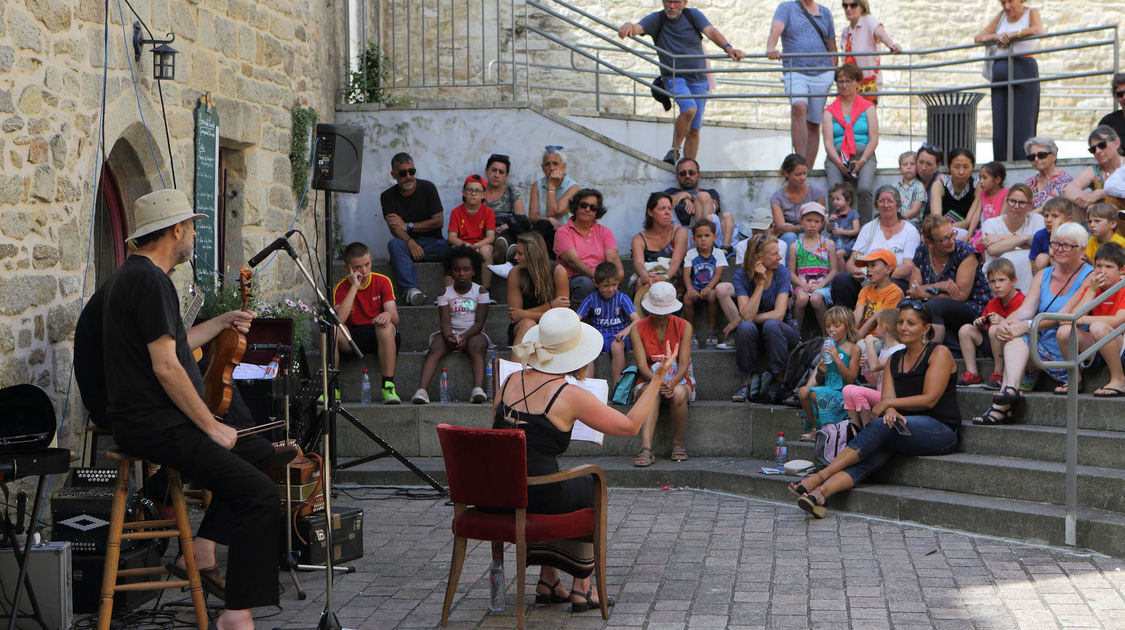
[497,308,677,612]
[629,281,695,467]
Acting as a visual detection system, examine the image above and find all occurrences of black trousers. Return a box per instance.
[115,422,280,610]
[991,57,1039,162]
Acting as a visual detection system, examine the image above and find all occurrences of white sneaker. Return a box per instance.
[406,288,425,306]
[470,387,487,403]
[411,388,430,404]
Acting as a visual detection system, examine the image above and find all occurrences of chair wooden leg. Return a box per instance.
[168,469,209,630]
[515,509,526,630]
[594,533,608,620]
[440,535,467,626]
[96,461,130,630]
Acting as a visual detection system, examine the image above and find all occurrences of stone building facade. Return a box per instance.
[0,0,341,451]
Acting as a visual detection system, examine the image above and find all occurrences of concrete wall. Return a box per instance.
[335,103,1088,258]
[0,1,339,449]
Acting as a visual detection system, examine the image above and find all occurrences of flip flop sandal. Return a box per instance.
[633,447,654,468]
[670,444,688,463]
[535,578,569,604]
[731,386,749,403]
[1093,386,1125,398]
[972,405,1010,426]
[797,492,827,519]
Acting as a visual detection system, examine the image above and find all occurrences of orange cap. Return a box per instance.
[855,248,897,269]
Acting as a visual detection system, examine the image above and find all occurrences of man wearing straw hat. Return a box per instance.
[102,189,279,629]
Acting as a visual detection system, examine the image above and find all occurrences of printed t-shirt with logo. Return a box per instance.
[436,283,491,333]
[685,247,728,291]
[577,290,636,339]
[448,203,497,245]
[856,282,904,324]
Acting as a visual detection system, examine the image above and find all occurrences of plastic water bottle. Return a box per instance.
[488,551,505,612]
[439,368,451,403]
[360,369,372,404]
[485,356,494,401]
[820,339,836,365]
[775,432,788,469]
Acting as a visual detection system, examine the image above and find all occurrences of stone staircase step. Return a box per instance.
[335,455,1125,558]
[387,305,514,352]
[956,389,1125,431]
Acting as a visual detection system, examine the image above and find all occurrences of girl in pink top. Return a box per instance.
[971,161,1009,253]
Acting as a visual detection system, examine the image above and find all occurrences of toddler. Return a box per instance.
[683,220,739,347]
[895,151,927,226]
[828,183,861,266]
[797,306,860,441]
[842,308,905,428]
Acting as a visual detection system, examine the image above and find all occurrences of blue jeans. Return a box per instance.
[669,77,710,130]
[843,416,958,484]
[387,237,450,292]
[734,318,798,378]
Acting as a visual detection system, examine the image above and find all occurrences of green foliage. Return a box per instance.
[290,106,318,196]
[256,298,314,348]
[345,42,408,105]
[197,280,248,320]
[195,281,313,349]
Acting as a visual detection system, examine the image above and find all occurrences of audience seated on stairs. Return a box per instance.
[577,262,640,385]
[956,258,1024,389]
[1029,196,1075,275]
[630,192,688,314]
[791,301,961,519]
[412,246,492,405]
[1055,241,1125,399]
[682,219,738,349]
[629,282,694,468]
[333,241,402,404]
[482,153,529,265]
[734,206,787,271]
[447,174,497,292]
[508,232,570,346]
[554,188,624,309]
[842,307,903,430]
[527,146,579,255]
[381,152,450,307]
[663,157,736,251]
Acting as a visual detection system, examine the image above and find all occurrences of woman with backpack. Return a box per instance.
[789,301,961,518]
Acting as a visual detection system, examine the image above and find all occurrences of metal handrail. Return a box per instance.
[1030,275,1125,548]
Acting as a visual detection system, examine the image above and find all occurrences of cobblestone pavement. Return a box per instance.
[258,487,1125,630]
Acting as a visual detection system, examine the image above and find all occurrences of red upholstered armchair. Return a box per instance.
[435,424,608,629]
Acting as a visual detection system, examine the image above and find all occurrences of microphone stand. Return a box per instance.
[270,244,359,630]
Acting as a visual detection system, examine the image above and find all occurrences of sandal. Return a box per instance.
[992,385,1025,423]
[670,444,688,463]
[731,386,749,403]
[797,491,827,519]
[633,447,654,468]
[971,404,1011,426]
[535,579,569,604]
[788,472,821,498]
[570,587,615,613]
[798,431,816,442]
[1053,380,1082,396]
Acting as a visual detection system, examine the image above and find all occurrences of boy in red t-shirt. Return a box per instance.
[448,174,497,290]
[1057,241,1125,397]
[958,258,1025,388]
[332,242,401,403]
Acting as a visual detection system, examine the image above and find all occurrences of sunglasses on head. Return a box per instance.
[1089,140,1109,154]
[678,169,698,176]
[1027,150,1052,162]
[920,142,942,155]
[396,167,417,177]
[899,299,929,313]
[578,201,601,211]
[544,145,565,152]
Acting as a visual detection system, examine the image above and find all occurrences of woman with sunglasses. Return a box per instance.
[553,189,624,309]
[729,234,798,403]
[790,301,960,518]
[907,215,991,346]
[839,0,900,105]
[822,63,879,222]
[482,153,528,263]
[1022,136,1072,211]
[1064,126,1124,215]
[974,0,1043,162]
[973,222,1092,425]
[979,184,1044,293]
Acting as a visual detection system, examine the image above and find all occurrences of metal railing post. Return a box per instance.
[1065,323,1078,547]
[1006,46,1014,161]
[595,49,601,111]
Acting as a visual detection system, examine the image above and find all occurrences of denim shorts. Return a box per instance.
[669,77,711,130]
[782,70,835,124]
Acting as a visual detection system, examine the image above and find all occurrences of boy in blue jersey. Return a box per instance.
[683,219,739,348]
[577,261,641,382]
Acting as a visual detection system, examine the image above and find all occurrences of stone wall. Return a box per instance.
[0,0,340,452]
[362,0,1122,141]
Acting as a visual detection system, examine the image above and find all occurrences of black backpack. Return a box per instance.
[647,10,704,111]
[777,336,823,407]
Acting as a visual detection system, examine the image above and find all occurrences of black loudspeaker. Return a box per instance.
[312,123,364,193]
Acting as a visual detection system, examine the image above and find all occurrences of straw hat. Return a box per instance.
[127,189,206,242]
[641,281,682,315]
[513,308,604,374]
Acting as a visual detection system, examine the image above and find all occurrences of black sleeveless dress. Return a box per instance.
[889,342,961,434]
[492,373,595,576]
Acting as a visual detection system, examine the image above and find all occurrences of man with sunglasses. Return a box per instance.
[618,0,744,164]
[663,157,735,252]
[1097,73,1125,143]
[381,152,449,306]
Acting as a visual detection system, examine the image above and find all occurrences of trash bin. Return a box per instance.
[920,91,984,156]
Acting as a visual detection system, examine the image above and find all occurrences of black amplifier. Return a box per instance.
[292,506,364,565]
[51,468,138,553]
[71,543,161,614]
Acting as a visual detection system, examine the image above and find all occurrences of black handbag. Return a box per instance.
[646,9,704,111]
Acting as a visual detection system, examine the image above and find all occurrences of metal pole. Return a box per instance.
[1006,47,1014,161]
[1065,322,1078,547]
[595,49,601,111]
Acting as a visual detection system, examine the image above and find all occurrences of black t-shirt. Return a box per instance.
[103,254,203,433]
[380,179,444,241]
[1098,110,1125,145]
[74,286,109,428]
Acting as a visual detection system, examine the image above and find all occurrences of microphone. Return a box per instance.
[248,230,298,267]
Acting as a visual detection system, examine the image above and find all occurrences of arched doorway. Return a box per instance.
[93,164,126,287]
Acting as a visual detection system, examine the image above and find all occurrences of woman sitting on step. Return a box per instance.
[790,301,961,518]
[508,232,570,346]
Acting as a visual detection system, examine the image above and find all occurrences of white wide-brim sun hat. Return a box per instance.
[126,189,206,242]
[515,308,604,375]
[641,281,682,315]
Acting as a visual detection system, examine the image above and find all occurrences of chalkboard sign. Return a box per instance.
[194,95,220,292]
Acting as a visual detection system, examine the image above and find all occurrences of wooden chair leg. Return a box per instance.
[594,532,608,620]
[167,469,209,630]
[515,509,526,630]
[440,535,467,626]
[96,460,130,630]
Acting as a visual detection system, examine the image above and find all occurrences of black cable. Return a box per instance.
[292,230,327,295]
[121,0,176,187]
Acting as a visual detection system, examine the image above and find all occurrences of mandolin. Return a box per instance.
[201,268,252,418]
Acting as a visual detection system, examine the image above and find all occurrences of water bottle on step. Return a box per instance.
[439,368,451,403]
[489,550,505,612]
[360,369,372,404]
[775,431,788,469]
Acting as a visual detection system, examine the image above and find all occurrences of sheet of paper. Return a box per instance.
[232,363,278,380]
[496,358,605,445]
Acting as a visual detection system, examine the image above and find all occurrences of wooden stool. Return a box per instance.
[82,422,112,467]
[97,447,209,630]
